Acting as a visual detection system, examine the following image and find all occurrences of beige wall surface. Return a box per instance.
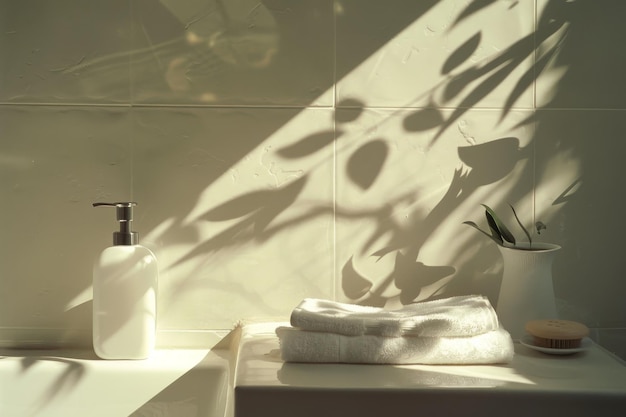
[1,0,625,347]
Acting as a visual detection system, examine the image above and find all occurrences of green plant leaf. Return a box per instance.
[484,211,505,244]
[481,204,516,245]
[509,203,531,245]
[463,220,503,246]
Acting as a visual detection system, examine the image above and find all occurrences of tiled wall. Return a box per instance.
[1,0,625,348]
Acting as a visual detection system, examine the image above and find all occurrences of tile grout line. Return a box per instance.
[332,0,338,301]
[1,102,624,112]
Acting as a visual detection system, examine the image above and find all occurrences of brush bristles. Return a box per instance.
[533,336,581,349]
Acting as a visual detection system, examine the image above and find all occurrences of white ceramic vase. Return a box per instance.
[496,242,561,340]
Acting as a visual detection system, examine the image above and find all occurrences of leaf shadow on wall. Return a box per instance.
[408,4,568,146]
[339,135,529,307]
[146,0,620,314]
[330,0,599,306]
[123,1,443,316]
[158,0,576,310]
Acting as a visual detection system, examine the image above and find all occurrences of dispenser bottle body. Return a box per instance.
[93,245,158,360]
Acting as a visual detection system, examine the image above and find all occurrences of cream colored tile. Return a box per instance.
[534,109,626,327]
[536,0,626,109]
[334,108,535,306]
[0,0,132,104]
[0,106,131,337]
[131,0,334,106]
[336,0,534,110]
[132,107,335,329]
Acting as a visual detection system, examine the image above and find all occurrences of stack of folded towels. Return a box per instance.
[276,295,514,365]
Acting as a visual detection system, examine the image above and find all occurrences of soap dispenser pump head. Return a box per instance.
[93,202,139,245]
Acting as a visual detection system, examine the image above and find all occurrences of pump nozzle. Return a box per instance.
[93,202,139,245]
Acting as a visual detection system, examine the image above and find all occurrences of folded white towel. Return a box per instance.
[290,295,499,338]
[276,326,514,365]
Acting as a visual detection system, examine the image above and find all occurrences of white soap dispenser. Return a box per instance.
[92,202,158,360]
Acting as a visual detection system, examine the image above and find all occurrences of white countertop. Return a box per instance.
[234,322,626,417]
[0,348,230,417]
